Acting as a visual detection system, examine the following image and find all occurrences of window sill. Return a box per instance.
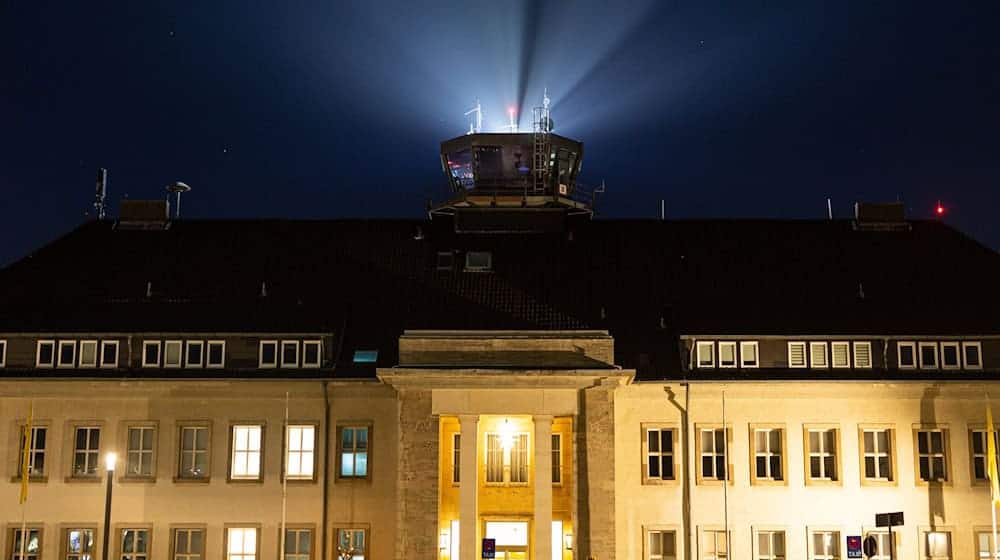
[336,476,372,483]
[119,476,157,483]
[64,476,102,483]
[9,476,48,483]
[750,478,788,487]
[860,478,897,487]
[227,477,265,484]
[804,478,842,487]
[641,478,679,486]
[172,476,211,484]
[695,478,734,486]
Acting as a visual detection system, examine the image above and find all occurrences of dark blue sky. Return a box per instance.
[2,1,998,265]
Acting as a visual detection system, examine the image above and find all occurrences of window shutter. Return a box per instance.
[788,342,806,368]
[854,342,872,368]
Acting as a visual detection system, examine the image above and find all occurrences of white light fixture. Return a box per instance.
[105,452,117,472]
[564,534,573,550]
[499,418,515,451]
[440,532,449,551]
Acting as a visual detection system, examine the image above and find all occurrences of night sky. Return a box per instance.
[2,1,998,266]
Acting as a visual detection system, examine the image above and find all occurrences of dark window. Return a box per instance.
[941,344,959,367]
[260,341,277,366]
[436,252,454,271]
[281,341,299,367]
[465,251,492,271]
[19,427,46,476]
[302,342,321,366]
[920,345,938,368]
[0,340,7,366]
[647,428,674,480]
[144,344,160,366]
[73,427,100,476]
[207,342,225,367]
[186,343,203,367]
[966,344,983,368]
[899,344,915,367]
[37,341,55,366]
[102,342,118,367]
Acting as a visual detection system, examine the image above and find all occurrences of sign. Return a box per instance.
[482,538,496,559]
[863,535,879,558]
[847,535,862,558]
[875,511,904,527]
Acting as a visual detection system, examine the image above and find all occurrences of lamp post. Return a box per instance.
[102,453,117,560]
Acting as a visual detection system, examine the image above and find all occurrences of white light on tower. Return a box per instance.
[507,107,518,133]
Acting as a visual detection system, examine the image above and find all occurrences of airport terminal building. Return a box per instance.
[2,129,1000,560]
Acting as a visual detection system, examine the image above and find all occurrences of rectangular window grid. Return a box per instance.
[810,342,828,368]
[898,341,916,369]
[126,426,155,477]
[811,531,840,560]
[301,341,321,368]
[206,341,225,368]
[11,528,41,560]
[972,429,1000,482]
[259,341,277,368]
[787,342,807,368]
[700,428,726,481]
[964,342,984,369]
[280,341,299,368]
[336,530,365,560]
[718,342,736,368]
[285,425,315,480]
[231,425,262,480]
[854,342,873,368]
[65,529,94,560]
[756,531,785,560]
[647,428,675,480]
[552,433,562,484]
[78,340,98,368]
[57,340,76,368]
[924,531,950,560]
[121,529,149,560]
[19,426,46,477]
[164,340,183,368]
[696,341,715,368]
[864,531,892,560]
[100,341,119,368]
[808,429,838,481]
[226,528,256,560]
[919,342,939,369]
[172,529,203,560]
[702,530,727,560]
[831,341,850,368]
[185,341,204,368]
[340,426,368,478]
[740,341,759,368]
[647,530,676,560]
[940,342,960,369]
[863,429,893,481]
[284,529,311,560]
[178,426,209,479]
[452,433,461,484]
[73,427,100,477]
[754,428,783,481]
[976,531,998,560]
[142,341,161,368]
[917,429,947,481]
[36,340,55,368]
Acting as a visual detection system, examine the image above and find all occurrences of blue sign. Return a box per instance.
[482,538,496,559]
[847,535,862,559]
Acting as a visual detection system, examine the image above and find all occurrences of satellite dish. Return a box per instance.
[165,181,192,218]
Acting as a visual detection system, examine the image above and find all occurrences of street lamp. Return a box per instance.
[102,453,116,560]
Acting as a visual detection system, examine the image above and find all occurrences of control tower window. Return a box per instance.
[476,146,504,181]
[447,149,473,189]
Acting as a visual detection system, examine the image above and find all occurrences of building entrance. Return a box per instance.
[485,521,530,560]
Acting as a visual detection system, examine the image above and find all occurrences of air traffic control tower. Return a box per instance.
[431,93,599,232]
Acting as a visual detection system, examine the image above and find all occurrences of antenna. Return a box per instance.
[464,98,482,134]
[165,181,191,219]
[533,88,553,133]
[94,168,108,220]
[827,198,833,220]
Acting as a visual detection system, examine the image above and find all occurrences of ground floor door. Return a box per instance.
[485,521,530,560]
[495,547,528,560]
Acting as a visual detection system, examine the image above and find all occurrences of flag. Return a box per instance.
[19,402,33,504]
[988,404,1000,506]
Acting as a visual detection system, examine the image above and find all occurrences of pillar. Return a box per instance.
[459,414,479,560]
[534,415,553,560]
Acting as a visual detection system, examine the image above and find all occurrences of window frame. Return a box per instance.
[8,526,44,560]
[452,432,461,485]
[100,340,120,368]
[749,424,787,485]
[163,340,183,368]
[853,341,873,369]
[169,526,206,560]
[740,341,759,368]
[717,341,737,368]
[753,527,786,560]
[123,424,157,480]
[807,528,841,560]
[224,527,259,560]
[830,341,851,369]
[184,340,204,369]
[61,526,97,560]
[918,342,939,369]
[334,528,368,560]
[809,342,829,368]
[859,425,896,486]
[284,423,318,481]
[141,341,161,368]
[258,340,278,368]
[176,423,212,482]
[642,424,678,485]
[337,424,372,480]
[551,432,562,486]
[301,340,321,368]
[920,528,953,560]
[0,339,6,367]
[939,342,960,370]
[898,341,917,369]
[974,528,999,560]
[57,340,77,368]
[969,428,1000,485]
[913,426,951,484]
[861,529,895,560]
[78,340,98,368]
[280,340,299,369]
[205,340,225,369]
[787,341,807,368]
[18,424,48,479]
[36,340,56,368]
[695,425,732,485]
[695,341,715,369]
[281,527,314,560]
[116,526,152,560]
[699,528,729,560]
[70,425,102,479]
[643,526,679,560]
[803,424,841,485]
[229,424,265,482]
[483,430,530,486]
[964,341,984,370]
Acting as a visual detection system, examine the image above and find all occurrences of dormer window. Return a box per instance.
[100,341,119,368]
[739,341,759,368]
[718,342,736,368]
[787,342,807,368]
[963,342,983,370]
[186,340,204,368]
[302,340,322,368]
[918,342,938,369]
[940,342,960,370]
[164,340,183,368]
[206,340,226,368]
[853,342,872,368]
[78,340,98,368]
[831,342,850,368]
[259,340,278,368]
[142,341,161,368]
[695,341,715,368]
[280,340,300,368]
[465,251,492,272]
[57,340,76,368]
[898,342,916,369]
[809,342,828,368]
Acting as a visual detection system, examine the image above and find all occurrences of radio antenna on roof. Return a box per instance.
[94,168,108,220]
[464,98,482,134]
[166,181,191,218]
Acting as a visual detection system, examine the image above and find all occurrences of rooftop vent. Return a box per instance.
[853,202,911,232]
[118,200,170,230]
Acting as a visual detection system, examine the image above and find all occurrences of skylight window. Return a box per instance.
[353,350,378,364]
[302,340,322,368]
[963,342,983,370]
[142,341,161,368]
[810,342,828,368]
[853,342,872,368]
[259,340,278,368]
[695,341,715,368]
[831,342,850,368]
[918,342,939,369]
[718,342,736,368]
[206,340,225,368]
[465,251,492,271]
[940,342,960,370]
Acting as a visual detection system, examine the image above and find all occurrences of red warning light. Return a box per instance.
[936,202,945,216]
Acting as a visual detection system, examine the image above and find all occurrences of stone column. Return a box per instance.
[534,415,553,560]
[395,389,439,559]
[459,414,479,560]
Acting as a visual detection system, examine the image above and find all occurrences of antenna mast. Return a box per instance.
[94,168,108,220]
[531,89,552,194]
[464,99,482,134]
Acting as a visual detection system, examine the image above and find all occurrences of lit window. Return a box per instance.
[78,340,98,368]
[752,428,784,482]
[916,429,948,482]
[976,531,997,560]
[185,340,204,368]
[163,340,183,368]
[302,340,321,368]
[178,426,209,479]
[226,528,257,560]
[807,428,838,481]
[230,425,262,480]
[280,341,299,368]
[465,251,492,271]
[923,531,951,560]
[740,341,759,368]
[57,340,76,368]
[862,428,893,481]
[810,531,840,560]
[702,530,728,560]
[11,528,41,560]
[964,342,983,370]
[787,342,807,368]
[121,529,149,560]
[755,530,785,560]
[0,339,6,367]
[485,431,528,484]
[971,429,1000,483]
[340,426,369,478]
[284,529,311,560]
[853,342,872,368]
[696,341,715,368]
[141,341,161,368]
[919,342,939,369]
[552,433,562,484]
[100,340,119,368]
[864,531,893,560]
[353,350,378,364]
[645,427,675,481]
[647,530,677,560]
[809,342,828,368]
[65,528,95,560]
[36,340,55,368]
[18,426,46,477]
[125,426,155,478]
[172,528,204,560]
[258,341,278,368]
[831,342,850,368]
[285,425,315,480]
[206,340,225,368]
[73,426,101,477]
[699,428,727,481]
[335,529,366,560]
[940,342,960,369]
[718,342,736,368]
[452,433,461,484]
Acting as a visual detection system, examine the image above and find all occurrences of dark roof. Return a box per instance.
[1,216,998,379]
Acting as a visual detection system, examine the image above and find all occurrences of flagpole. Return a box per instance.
[987,394,998,560]
[19,401,33,560]
[280,391,289,560]
[722,388,729,555]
